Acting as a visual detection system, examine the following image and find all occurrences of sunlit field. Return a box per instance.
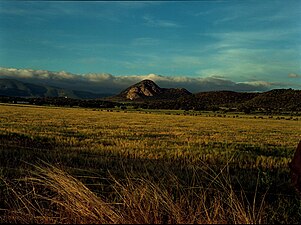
[0,103,300,224]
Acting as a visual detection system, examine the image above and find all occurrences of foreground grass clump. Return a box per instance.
[0,104,300,223]
[1,163,269,224]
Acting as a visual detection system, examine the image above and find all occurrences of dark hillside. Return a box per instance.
[190,91,259,106]
[243,89,301,111]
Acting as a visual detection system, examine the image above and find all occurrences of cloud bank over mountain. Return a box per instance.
[0,67,298,94]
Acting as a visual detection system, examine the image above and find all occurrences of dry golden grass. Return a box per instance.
[0,104,300,223]
[1,162,267,224]
[0,104,299,153]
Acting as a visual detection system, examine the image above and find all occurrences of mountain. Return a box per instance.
[111,79,192,101]
[1,78,300,112]
[191,91,259,106]
[0,78,110,99]
[171,89,301,111]
[242,89,301,111]
[96,80,301,112]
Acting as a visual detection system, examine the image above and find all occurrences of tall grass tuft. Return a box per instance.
[1,162,268,224]
[1,164,120,224]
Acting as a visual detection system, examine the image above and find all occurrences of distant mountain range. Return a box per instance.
[107,79,301,111]
[0,78,111,99]
[1,78,301,111]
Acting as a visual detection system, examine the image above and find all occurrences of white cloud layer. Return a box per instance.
[0,67,298,94]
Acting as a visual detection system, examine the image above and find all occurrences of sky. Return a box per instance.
[0,0,300,93]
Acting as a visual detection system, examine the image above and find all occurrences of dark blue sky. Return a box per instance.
[0,0,300,90]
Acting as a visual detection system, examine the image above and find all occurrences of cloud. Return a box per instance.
[211,0,299,26]
[1,67,297,94]
[288,73,301,78]
[195,28,300,81]
[143,15,180,28]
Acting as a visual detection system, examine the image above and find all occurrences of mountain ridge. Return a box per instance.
[1,78,300,111]
[0,78,111,99]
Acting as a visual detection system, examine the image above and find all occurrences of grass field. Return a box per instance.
[0,103,300,223]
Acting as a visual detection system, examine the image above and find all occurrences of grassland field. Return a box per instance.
[0,103,301,223]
